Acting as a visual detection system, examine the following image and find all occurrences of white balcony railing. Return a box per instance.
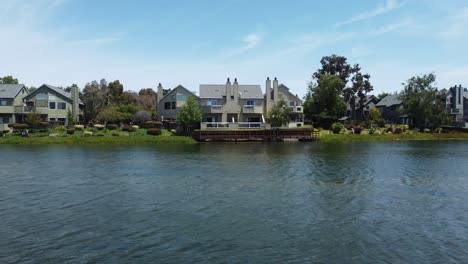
[290,106,303,112]
[201,122,266,130]
[238,122,263,129]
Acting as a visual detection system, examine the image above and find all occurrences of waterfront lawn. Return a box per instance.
[0,129,196,145]
[319,130,468,142]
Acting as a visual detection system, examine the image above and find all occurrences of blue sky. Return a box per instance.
[1,0,468,96]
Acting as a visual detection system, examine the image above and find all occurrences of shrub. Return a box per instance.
[96,133,105,137]
[435,127,443,134]
[394,128,403,134]
[128,126,137,132]
[352,126,362,134]
[132,125,139,129]
[386,127,393,133]
[141,121,163,129]
[331,122,345,134]
[74,125,84,131]
[83,131,93,137]
[147,128,162,136]
[121,124,130,131]
[106,124,119,130]
[12,124,29,130]
[94,124,105,130]
[53,125,67,133]
[369,127,376,135]
[133,111,152,124]
[111,132,120,137]
[66,129,75,135]
[424,128,431,133]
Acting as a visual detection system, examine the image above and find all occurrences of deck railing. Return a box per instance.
[238,122,263,129]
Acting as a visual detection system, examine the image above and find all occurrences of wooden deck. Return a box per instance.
[193,129,319,142]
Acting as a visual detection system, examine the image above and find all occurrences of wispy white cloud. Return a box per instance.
[217,32,264,60]
[370,18,413,36]
[278,32,356,56]
[335,0,405,27]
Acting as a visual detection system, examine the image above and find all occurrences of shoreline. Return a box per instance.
[1,133,468,145]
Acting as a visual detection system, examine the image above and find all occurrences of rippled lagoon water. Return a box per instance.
[1,141,468,263]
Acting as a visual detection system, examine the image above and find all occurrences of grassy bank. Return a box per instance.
[0,129,196,145]
[319,131,468,142]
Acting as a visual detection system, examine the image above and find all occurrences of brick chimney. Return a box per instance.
[157,83,164,102]
[233,78,239,102]
[70,85,80,124]
[226,78,232,99]
[266,77,271,110]
[273,77,279,102]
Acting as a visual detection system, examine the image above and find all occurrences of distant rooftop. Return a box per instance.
[0,84,25,99]
[199,84,263,99]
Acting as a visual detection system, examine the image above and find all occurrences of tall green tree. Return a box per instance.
[312,55,373,120]
[108,80,124,104]
[303,74,347,122]
[0,75,19,84]
[266,99,292,128]
[400,73,449,128]
[176,96,202,133]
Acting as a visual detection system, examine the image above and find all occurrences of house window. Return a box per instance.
[37,93,47,100]
[207,100,219,106]
[49,102,56,109]
[49,118,56,122]
[164,102,171,110]
[49,95,57,101]
[58,118,66,125]
[246,100,255,106]
[0,116,11,124]
[57,102,66,110]
[171,102,176,109]
[0,99,7,106]
[177,95,187,101]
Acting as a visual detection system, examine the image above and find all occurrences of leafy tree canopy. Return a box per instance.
[0,75,19,84]
[267,99,292,128]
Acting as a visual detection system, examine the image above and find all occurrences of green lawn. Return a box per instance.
[319,130,468,142]
[0,129,196,145]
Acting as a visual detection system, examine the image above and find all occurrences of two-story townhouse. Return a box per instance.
[446,85,468,126]
[16,84,83,125]
[199,78,265,129]
[157,83,199,121]
[375,94,409,124]
[344,95,379,121]
[265,77,304,128]
[0,84,29,131]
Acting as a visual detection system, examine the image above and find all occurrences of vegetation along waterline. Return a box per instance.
[0,127,196,145]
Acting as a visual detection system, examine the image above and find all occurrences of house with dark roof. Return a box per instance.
[18,84,83,125]
[156,84,199,121]
[375,94,408,124]
[344,95,379,121]
[446,85,468,126]
[0,84,29,131]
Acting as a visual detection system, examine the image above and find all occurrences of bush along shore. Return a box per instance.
[0,123,196,145]
[318,124,468,142]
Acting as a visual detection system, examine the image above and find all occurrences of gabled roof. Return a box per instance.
[25,84,83,104]
[159,85,198,102]
[0,84,26,99]
[199,84,263,99]
[277,84,301,101]
[376,94,401,107]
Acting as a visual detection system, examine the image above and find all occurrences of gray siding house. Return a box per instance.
[199,78,265,129]
[157,84,199,121]
[376,94,408,124]
[446,85,468,126]
[20,84,83,125]
[199,77,304,129]
[0,84,29,131]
